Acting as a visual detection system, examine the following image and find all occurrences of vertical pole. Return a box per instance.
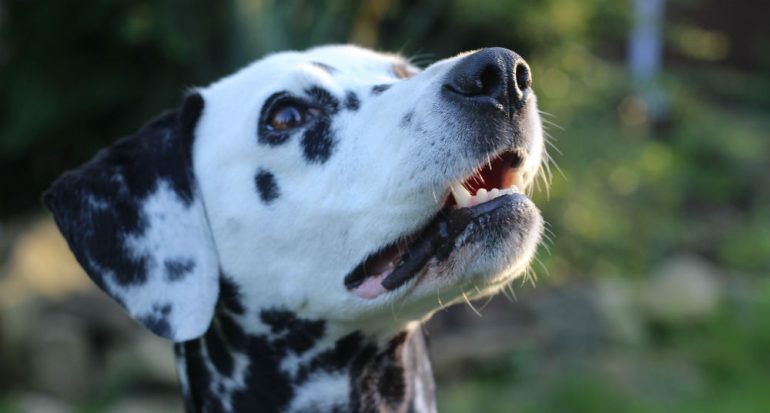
[628,0,669,123]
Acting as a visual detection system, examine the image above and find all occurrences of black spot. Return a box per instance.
[301,118,336,164]
[174,344,193,406]
[164,258,195,281]
[305,86,340,114]
[377,332,409,408]
[204,322,235,376]
[371,84,391,95]
[401,111,414,127]
[180,339,227,413]
[296,331,373,384]
[230,335,294,412]
[255,169,280,203]
[311,61,337,74]
[344,91,360,111]
[259,309,300,333]
[138,303,173,338]
[42,93,204,291]
[349,331,414,413]
[296,406,347,413]
[178,93,205,181]
[260,308,326,354]
[219,276,246,315]
[218,312,247,351]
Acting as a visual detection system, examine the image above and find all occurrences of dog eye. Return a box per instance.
[268,103,319,130]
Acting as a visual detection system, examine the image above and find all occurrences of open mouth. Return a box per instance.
[344,149,529,299]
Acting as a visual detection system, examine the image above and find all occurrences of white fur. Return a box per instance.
[192,45,544,336]
[99,180,219,340]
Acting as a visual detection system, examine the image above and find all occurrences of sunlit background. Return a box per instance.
[1,1,769,412]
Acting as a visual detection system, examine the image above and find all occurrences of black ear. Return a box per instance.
[43,93,220,342]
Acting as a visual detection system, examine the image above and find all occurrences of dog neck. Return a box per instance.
[173,288,437,413]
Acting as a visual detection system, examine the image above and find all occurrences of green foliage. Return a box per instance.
[439,280,770,413]
[1,0,768,411]
[509,31,770,277]
[0,0,232,215]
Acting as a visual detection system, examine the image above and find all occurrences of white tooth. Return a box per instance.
[476,188,488,203]
[509,184,521,193]
[489,188,500,199]
[450,182,472,207]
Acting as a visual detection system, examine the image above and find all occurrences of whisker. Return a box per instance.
[538,240,552,256]
[477,291,495,312]
[501,286,515,302]
[436,288,448,312]
[541,118,565,131]
[462,290,483,317]
[540,227,555,243]
[545,138,564,155]
[533,255,550,280]
[538,109,557,118]
[389,295,402,323]
[505,283,519,302]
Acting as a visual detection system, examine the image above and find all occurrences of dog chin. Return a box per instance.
[350,192,543,318]
[409,195,542,299]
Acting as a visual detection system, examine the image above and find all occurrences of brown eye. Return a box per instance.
[268,103,319,130]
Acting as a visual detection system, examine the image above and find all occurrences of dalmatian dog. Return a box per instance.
[44,45,545,413]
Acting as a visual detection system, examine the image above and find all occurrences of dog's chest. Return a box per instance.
[174,301,436,413]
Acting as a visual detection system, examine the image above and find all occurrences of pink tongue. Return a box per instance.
[352,271,390,299]
[352,243,404,299]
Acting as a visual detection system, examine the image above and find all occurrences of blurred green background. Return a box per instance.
[1,0,769,412]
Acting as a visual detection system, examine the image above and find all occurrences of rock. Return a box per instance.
[0,216,91,307]
[106,333,179,386]
[1,296,49,384]
[594,277,645,345]
[528,283,608,354]
[29,313,93,399]
[640,255,722,324]
[15,393,74,413]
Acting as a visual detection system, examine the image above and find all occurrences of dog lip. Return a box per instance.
[382,193,524,291]
[344,193,527,295]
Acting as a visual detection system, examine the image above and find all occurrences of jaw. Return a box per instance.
[349,193,543,327]
[341,140,545,331]
[340,98,546,326]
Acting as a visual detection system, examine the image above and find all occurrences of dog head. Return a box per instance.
[45,45,545,341]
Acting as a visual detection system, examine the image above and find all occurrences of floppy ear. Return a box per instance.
[43,93,219,342]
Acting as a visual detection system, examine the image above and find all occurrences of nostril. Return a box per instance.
[449,63,502,97]
[514,62,532,93]
[478,64,502,97]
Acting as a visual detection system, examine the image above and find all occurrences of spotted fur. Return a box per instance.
[255,169,280,203]
[45,45,546,413]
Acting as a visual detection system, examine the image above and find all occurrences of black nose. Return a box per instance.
[444,47,531,110]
